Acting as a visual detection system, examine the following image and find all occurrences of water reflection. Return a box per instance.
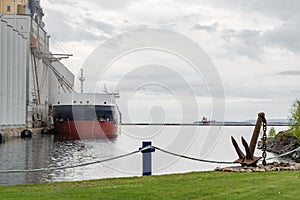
[0,126,291,186]
[0,135,54,185]
[0,135,119,185]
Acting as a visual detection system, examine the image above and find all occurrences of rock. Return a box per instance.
[262,130,300,162]
[296,165,300,170]
[294,163,300,168]
[214,162,300,172]
[232,168,240,172]
[265,167,273,172]
[257,140,263,149]
[214,167,222,171]
[252,167,259,172]
[252,167,265,172]
[222,167,232,172]
[292,150,300,162]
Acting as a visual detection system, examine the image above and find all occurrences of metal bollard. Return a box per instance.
[0,132,4,144]
[140,141,155,176]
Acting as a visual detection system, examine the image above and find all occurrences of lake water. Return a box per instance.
[0,125,290,186]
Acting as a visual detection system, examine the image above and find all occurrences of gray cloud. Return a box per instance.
[229,0,300,21]
[263,22,300,53]
[192,22,218,32]
[88,0,138,10]
[83,18,114,34]
[47,0,77,5]
[180,0,300,56]
[44,9,105,42]
[189,0,300,21]
[278,70,300,76]
[222,29,263,59]
[90,64,210,97]
[222,21,300,59]
[42,0,300,120]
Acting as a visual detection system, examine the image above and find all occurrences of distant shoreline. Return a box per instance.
[121,123,289,126]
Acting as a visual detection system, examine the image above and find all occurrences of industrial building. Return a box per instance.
[0,0,74,134]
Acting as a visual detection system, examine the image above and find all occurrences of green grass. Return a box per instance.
[0,171,300,199]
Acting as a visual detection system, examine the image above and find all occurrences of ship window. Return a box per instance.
[80,101,83,104]
[7,6,11,12]
[86,101,90,104]
[57,102,60,104]
[73,101,76,103]
[104,102,107,104]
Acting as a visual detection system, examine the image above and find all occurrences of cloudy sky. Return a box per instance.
[41,0,300,122]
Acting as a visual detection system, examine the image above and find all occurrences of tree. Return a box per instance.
[289,99,300,142]
[268,127,276,137]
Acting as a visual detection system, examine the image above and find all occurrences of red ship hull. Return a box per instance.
[53,103,119,140]
[54,120,118,140]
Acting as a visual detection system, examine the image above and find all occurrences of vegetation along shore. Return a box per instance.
[259,99,300,162]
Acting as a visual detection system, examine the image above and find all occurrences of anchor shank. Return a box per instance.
[249,112,265,155]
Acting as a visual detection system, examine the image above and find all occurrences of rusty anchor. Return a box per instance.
[231,112,267,167]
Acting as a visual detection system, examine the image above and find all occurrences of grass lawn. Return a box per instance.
[0,171,299,199]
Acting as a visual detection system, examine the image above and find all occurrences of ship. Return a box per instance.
[51,68,121,140]
[52,92,120,140]
[193,116,216,125]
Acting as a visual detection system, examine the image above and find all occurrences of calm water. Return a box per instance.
[0,125,290,185]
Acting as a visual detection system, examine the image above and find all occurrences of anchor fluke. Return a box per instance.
[231,113,266,167]
[231,136,245,163]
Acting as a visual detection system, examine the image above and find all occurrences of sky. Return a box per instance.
[41,0,300,122]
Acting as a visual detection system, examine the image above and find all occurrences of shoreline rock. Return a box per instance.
[257,130,300,162]
[215,162,300,172]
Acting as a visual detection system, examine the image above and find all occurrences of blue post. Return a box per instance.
[140,141,155,176]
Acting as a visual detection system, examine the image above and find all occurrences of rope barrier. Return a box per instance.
[0,145,299,174]
[266,146,300,161]
[152,145,300,164]
[152,146,235,164]
[0,149,141,174]
[153,145,300,164]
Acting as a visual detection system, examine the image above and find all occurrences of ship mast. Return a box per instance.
[79,68,85,93]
